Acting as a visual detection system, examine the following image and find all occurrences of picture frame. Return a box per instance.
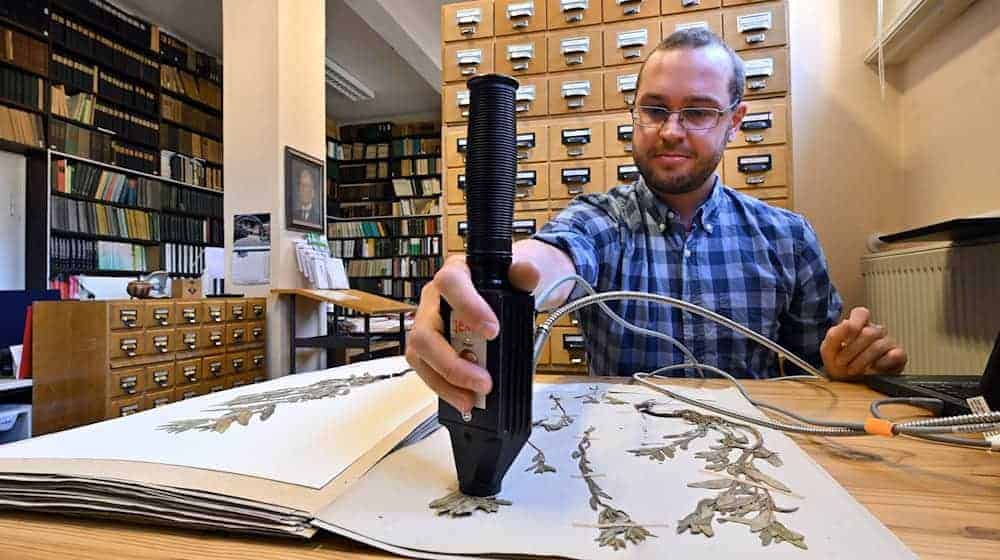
[284,147,326,233]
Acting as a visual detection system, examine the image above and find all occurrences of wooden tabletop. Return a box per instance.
[0,377,997,560]
[271,289,416,315]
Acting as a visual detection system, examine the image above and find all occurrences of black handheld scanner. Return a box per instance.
[440,74,535,498]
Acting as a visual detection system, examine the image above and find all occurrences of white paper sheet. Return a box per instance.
[0,357,434,489]
[316,383,916,559]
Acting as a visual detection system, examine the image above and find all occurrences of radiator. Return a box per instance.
[861,240,1000,374]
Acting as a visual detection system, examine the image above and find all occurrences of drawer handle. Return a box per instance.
[152,397,170,408]
[252,304,264,317]
[119,375,138,394]
[748,79,767,90]
[232,329,245,342]
[210,333,223,347]
[565,12,583,23]
[622,4,640,16]
[459,24,477,35]
[182,308,197,323]
[120,404,139,416]
[153,336,170,353]
[181,390,198,400]
[209,385,225,393]
[570,357,584,364]
[231,307,245,320]
[120,339,138,357]
[183,333,198,350]
[182,365,198,383]
[208,309,223,322]
[208,361,223,376]
[746,134,765,144]
[252,327,263,339]
[233,379,247,387]
[746,32,766,44]
[746,175,766,185]
[152,370,170,387]
[460,66,477,76]
[623,48,642,59]
[119,309,138,328]
[153,308,170,326]
[253,355,265,367]
[232,358,245,371]
[682,0,700,6]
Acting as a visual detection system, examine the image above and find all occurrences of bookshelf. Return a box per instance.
[4,1,227,290]
[327,123,443,303]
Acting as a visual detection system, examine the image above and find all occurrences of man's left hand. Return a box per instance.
[820,307,907,380]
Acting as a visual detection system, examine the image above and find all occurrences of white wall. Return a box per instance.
[0,152,26,289]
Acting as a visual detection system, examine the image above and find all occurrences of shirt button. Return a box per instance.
[658,223,666,232]
[684,248,692,258]
[667,211,676,219]
[705,224,714,233]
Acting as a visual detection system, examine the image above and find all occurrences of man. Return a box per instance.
[407,29,907,415]
[294,167,321,225]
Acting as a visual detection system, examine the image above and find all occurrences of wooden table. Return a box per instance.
[0,378,997,559]
[271,289,416,373]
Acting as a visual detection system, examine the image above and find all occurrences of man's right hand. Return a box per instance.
[405,254,540,414]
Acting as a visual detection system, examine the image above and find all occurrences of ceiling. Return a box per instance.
[112,0,452,123]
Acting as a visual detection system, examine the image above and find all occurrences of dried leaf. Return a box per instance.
[749,509,775,532]
[687,479,734,490]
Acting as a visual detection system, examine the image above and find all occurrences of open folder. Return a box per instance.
[0,357,917,559]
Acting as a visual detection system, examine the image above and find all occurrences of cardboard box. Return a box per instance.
[171,278,203,299]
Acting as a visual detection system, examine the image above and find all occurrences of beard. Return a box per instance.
[634,135,726,197]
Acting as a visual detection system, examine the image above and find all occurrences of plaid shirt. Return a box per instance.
[533,177,842,378]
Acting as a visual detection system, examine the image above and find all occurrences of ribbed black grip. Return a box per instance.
[465,74,519,288]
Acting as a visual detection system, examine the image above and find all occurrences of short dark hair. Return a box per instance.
[635,28,745,105]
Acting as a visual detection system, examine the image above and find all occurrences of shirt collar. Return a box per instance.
[634,174,723,233]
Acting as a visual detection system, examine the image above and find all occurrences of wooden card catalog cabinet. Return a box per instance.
[496,0,546,34]
[550,117,605,160]
[516,122,549,162]
[496,34,547,76]
[514,79,549,118]
[603,0,656,22]
[548,0,602,28]
[607,157,640,188]
[604,20,659,66]
[604,114,635,156]
[723,0,787,51]
[549,28,603,72]
[31,299,270,435]
[603,64,640,109]
[443,1,493,42]
[732,98,787,147]
[550,71,604,114]
[662,0,722,14]
[515,163,550,202]
[740,47,788,97]
[662,10,724,37]
[444,39,494,83]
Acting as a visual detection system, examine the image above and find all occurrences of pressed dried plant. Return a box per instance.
[158,370,410,434]
[532,393,574,432]
[429,491,512,517]
[574,426,655,550]
[629,403,807,550]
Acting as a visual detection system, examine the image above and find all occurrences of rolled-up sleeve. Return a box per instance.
[532,195,621,290]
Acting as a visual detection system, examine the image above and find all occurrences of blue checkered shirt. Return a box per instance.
[533,177,842,378]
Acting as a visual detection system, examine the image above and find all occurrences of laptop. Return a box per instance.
[866,331,1000,417]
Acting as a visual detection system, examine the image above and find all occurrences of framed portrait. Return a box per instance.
[284,147,326,232]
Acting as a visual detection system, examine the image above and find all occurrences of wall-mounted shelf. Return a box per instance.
[864,0,978,66]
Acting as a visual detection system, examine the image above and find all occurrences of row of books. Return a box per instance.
[50,11,159,86]
[160,213,222,245]
[391,177,441,197]
[0,104,44,147]
[392,199,438,217]
[340,122,392,143]
[0,65,43,111]
[392,137,440,157]
[161,150,222,191]
[327,217,440,238]
[158,31,221,84]
[351,277,431,302]
[50,238,160,273]
[61,0,155,52]
[93,98,160,147]
[392,122,440,137]
[330,236,441,258]
[0,2,48,37]
[50,52,97,93]
[344,256,440,278]
[393,157,440,178]
[163,242,206,276]
[335,182,394,202]
[98,69,157,116]
[161,94,221,138]
[111,142,157,174]
[52,157,223,214]
[160,65,221,111]
[50,85,96,124]
[340,161,390,183]
[50,119,160,173]
[51,197,160,241]
[0,24,48,78]
[341,142,389,161]
[326,139,343,160]
[160,122,222,164]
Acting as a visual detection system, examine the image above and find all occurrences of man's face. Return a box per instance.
[632,47,746,197]
[297,170,315,205]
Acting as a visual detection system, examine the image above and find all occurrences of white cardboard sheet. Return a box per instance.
[0,357,434,489]
[316,383,917,559]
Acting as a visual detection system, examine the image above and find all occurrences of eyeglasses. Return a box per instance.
[631,101,739,131]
